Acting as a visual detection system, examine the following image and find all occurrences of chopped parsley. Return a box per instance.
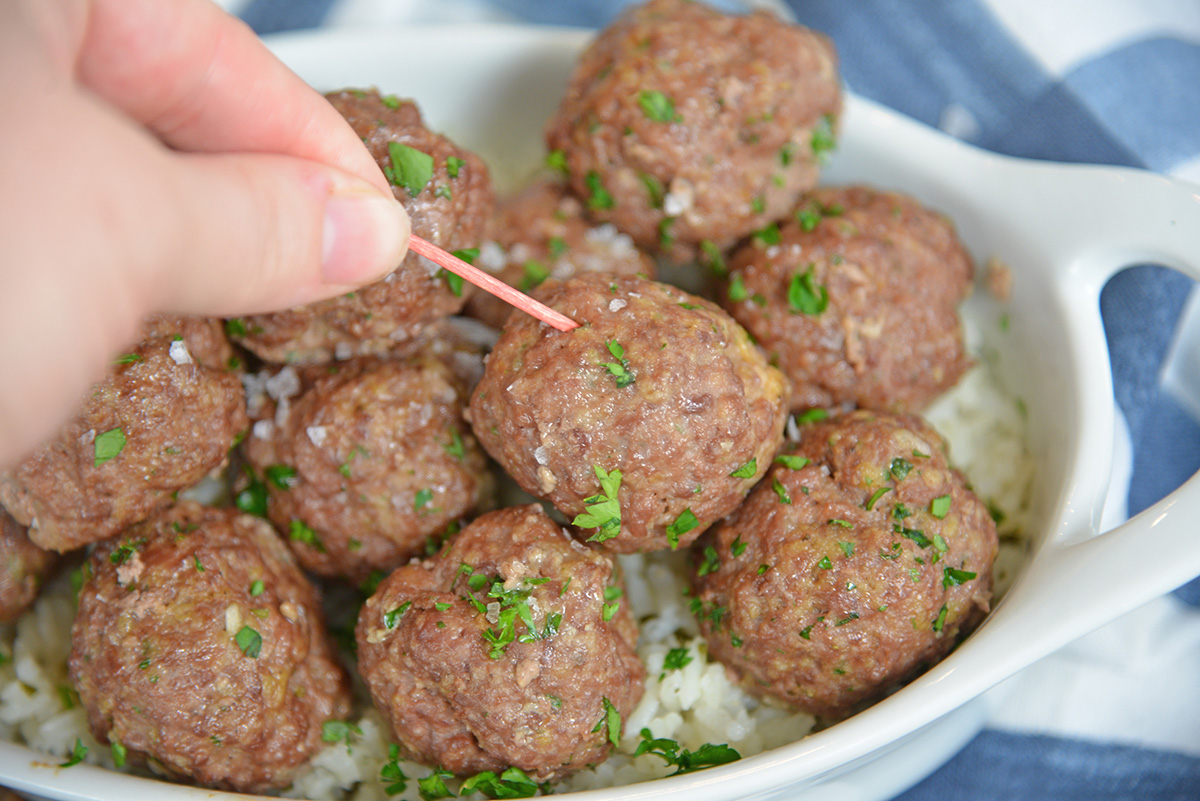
[380,744,408,795]
[811,113,837,162]
[697,546,721,577]
[225,317,249,338]
[441,430,465,461]
[109,537,145,566]
[445,156,465,178]
[787,266,829,315]
[386,141,434,196]
[545,149,569,176]
[943,566,978,588]
[633,729,741,775]
[865,486,892,510]
[234,625,262,658]
[381,94,402,109]
[598,696,622,747]
[111,740,127,769]
[93,427,126,467]
[729,458,757,479]
[731,535,748,557]
[60,738,87,768]
[417,768,454,801]
[638,90,682,123]
[660,646,694,679]
[665,508,699,549]
[602,340,635,388]
[322,720,363,746]
[727,273,749,302]
[585,170,614,211]
[898,525,932,548]
[930,494,953,519]
[753,223,782,245]
[519,259,549,291]
[890,458,914,481]
[817,555,833,570]
[772,477,792,505]
[289,519,325,552]
[383,602,412,630]
[573,465,622,541]
[460,767,543,799]
[839,541,856,557]
[774,454,811,470]
[795,408,829,424]
[699,240,726,274]
[235,466,269,518]
[265,463,298,490]
[113,352,141,365]
[932,604,950,632]
[639,171,665,208]
[414,488,434,512]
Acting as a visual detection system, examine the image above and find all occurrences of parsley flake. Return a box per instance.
[943,566,977,588]
[602,340,635,388]
[60,738,87,768]
[787,266,829,315]
[774,454,810,470]
[573,465,622,541]
[380,744,408,795]
[729,458,757,479]
[234,625,262,658]
[665,508,699,549]
[94,427,126,467]
[386,141,434,197]
[633,729,741,775]
[930,494,953,519]
[638,90,682,123]
[585,170,614,211]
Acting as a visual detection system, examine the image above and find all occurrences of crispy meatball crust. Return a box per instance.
[466,178,657,329]
[692,410,996,720]
[545,0,841,261]
[721,185,974,413]
[0,316,246,552]
[355,504,644,782]
[68,503,351,793]
[468,274,789,552]
[231,90,494,363]
[241,355,493,583]
[0,510,57,622]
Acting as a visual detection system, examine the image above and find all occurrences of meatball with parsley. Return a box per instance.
[691,410,997,721]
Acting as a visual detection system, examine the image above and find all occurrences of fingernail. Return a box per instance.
[321,187,410,286]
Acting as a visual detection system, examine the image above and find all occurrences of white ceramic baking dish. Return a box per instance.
[3,24,1199,801]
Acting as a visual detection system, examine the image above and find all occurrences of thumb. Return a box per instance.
[149,148,410,316]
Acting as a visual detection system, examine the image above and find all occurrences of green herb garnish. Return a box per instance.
[638,90,682,123]
[573,465,622,541]
[234,625,262,658]
[602,340,635,388]
[729,458,757,479]
[94,427,126,467]
[386,141,434,196]
[787,266,829,315]
[930,494,953,519]
[633,729,741,775]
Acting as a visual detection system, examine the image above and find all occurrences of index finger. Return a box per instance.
[75,0,389,194]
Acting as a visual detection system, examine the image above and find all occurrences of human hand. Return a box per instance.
[0,0,410,464]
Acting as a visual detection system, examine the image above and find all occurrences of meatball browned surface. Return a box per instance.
[0,510,57,622]
[692,410,996,720]
[721,185,974,413]
[356,504,644,781]
[241,355,492,583]
[0,316,246,553]
[231,90,494,364]
[468,274,788,552]
[544,0,841,261]
[69,502,351,793]
[466,179,657,329]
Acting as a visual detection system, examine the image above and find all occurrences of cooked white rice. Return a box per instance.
[0,298,1033,801]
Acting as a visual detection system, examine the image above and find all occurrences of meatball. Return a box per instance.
[691,410,997,720]
[721,185,974,413]
[468,274,788,552]
[544,0,841,261]
[466,178,657,329]
[68,502,350,793]
[0,510,58,622]
[356,504,644,781]
[240,354,493,583]
[231,90,495,363]
[0,316,246,552]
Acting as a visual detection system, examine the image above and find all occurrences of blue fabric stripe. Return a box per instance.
[784,0,1144,167]
[895,730,1200,801]
[1066,38,1200,175]
[241,0,337,34]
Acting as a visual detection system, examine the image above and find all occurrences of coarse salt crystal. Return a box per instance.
[169,339,192,365]
[265,367,300,402]
[306,426,327,447]
[534,446,549,465]
[609,298,628,312]
[252,419,274,440]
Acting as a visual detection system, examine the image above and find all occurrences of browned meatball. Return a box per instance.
[468,274,788,553]
[0,316,246,553]
[240,354,493,583]
[721,185,974,413]
[691,410,996,721]
[544,0,841,262]
[356,504,644,781]
[0,509,58,622]
[466,178,657,329]
[231,90,495,363]
[68,502,350,793]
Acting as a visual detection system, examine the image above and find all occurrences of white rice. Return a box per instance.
[0,300,1034,801]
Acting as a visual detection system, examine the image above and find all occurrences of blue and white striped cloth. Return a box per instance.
[223,1,1200,798]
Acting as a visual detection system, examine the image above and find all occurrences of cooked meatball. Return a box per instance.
[68,502,350,792]
[240,354,493,583]
[356,504,644,781]
[691,410,996,720]
[720,185,974,413]
[231,90,495,363]
[0,316,246,552]
[0,510,58,622]
[468,273,788,552]
[465,178,657,329]
[544,0,841,262]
